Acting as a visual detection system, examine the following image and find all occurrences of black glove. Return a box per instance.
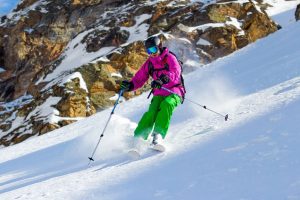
[151,79,163,89]
[120,80,133,91]
[159,74,169,84]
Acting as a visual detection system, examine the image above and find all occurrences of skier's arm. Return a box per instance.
[162,55,181,87]
[130,60,150,90]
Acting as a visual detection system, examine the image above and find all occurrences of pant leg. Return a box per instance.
[153,94,181,138]
[134,96,164,140]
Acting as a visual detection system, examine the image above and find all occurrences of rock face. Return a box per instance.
[296,4,300,21]
[0,0,278,146]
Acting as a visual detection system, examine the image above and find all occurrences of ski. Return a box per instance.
[128,149,141,159]
[151,144,166,152]
[128,144,166,160]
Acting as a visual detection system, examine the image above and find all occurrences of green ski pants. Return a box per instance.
[134,94,181,140]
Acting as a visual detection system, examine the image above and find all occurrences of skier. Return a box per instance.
[120,35,185,152]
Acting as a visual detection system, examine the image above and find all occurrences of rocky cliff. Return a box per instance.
[296,4,300,21]
[0,0,278,147]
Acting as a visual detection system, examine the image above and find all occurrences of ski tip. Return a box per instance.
[152,144,166,152]
[128,150,141,160]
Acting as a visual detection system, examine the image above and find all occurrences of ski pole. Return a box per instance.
[88,89,124,166]
[161,86,230,121]
[147,89,154,99]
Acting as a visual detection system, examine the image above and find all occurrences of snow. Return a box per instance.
[270,7,300,27]
[59,72,89,93]
[263,0,300,27]
[1,3,300,200]
[111,72,122,78]
[226,17,245,35]
[177,22,224,33]
[196,38,212,46]
[91,56,110,63]
[175,37,192,44]
[0,111,18,138]
[0,95,33,115]
[38,13,148,90]
[24,96,85,125]
[39,26,116,84]
[109,93,126,102]
[24,28,34,34]
[264,0,300,17]
[226,17,242,28]
[120,14,151,44]
[25,96,61,124]
[0,66,5,72]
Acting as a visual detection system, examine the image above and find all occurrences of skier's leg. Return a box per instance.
[134,96,164,140]
[153,94,181,138]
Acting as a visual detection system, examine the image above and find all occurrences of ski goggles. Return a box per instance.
[146,46,158,55]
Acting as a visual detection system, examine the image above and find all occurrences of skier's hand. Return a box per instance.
[120,80,133,91]
[159,74,169,84]
[151,79,163,89]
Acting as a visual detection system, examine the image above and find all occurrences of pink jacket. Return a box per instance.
[131,47,185,98]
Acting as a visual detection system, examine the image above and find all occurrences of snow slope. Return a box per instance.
[1,7,300,200]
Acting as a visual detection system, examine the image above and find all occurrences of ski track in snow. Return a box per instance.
[1,4,300,200]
